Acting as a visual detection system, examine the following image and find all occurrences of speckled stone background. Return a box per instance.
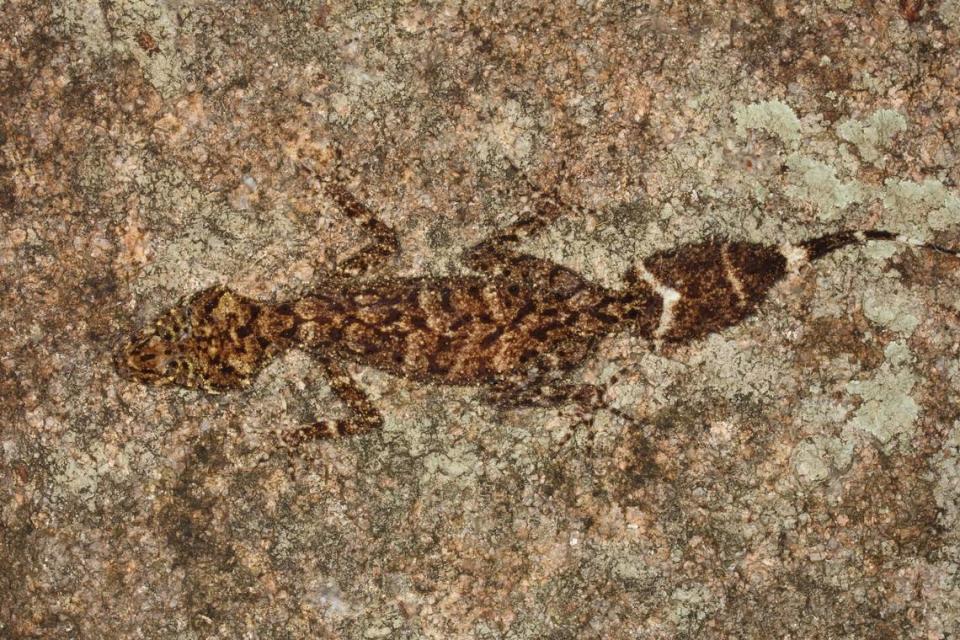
[4,1,960,638]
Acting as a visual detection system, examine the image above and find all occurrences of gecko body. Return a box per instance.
[116,168,956,441]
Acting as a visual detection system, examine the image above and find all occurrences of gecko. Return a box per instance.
[115,162,960,444]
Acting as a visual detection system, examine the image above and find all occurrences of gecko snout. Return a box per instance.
[114,334,177,383]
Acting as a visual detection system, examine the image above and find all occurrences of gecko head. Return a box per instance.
[115,285,274,392]
[115,294,200,389]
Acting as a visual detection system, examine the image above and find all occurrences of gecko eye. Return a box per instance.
[163,362,186,382]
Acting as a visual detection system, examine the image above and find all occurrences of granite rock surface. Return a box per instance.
[3,1,960,638]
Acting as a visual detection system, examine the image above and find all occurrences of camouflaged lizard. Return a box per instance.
[116,162,959,444]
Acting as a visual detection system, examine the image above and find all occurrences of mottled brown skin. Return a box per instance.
[123,266,663,388]
[641,240,787,343]
[116,167,945,442]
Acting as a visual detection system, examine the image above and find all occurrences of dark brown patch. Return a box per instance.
[480,326,504,348]
[436,335,452,352]
[530,321,562,341]
[589,310,619,324]
[511,301,535,326]
[450,314,472,331]
[646,242,750,342]
[382,308,402,324]
[427,357,450,376]
[203,292,222,316]
[440,287,454,312]
[280,325,299,341]
[726,242,788,304]
[799,231,857,262]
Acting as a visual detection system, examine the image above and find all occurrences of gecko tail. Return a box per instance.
[799,229,960,262]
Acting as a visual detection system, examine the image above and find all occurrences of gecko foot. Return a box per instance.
[279,412,385,449]
[549,384,641,457]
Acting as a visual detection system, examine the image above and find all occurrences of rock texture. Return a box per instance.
[3,1,960,638]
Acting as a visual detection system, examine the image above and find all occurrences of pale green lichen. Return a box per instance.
[861,281,923,335]
[729,103,959,237]
[845,341,920,448]
[130,164,317,307]
[783,154,865,220]
[733,100,802,148]
[528,205,652,289]
[52,0,112,56]
[882,178,960,233]
[836,109,907,166]
[861,240,899,261]
[792,435,854,484]
[797,369,862,419]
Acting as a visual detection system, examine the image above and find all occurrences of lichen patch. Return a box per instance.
[845,341,920,448]
[836,109,907,166]
[733,100,802,148]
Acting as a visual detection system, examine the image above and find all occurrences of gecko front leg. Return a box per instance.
[461,163,607,298]
[301,160,400,278]
[463,168,573,275]
[281,357,384,445]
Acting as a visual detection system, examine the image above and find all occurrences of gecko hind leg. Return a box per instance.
[300,156,400,278]
[463,161,602,277]
[279,358,384,447]
[486,378,638,456]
